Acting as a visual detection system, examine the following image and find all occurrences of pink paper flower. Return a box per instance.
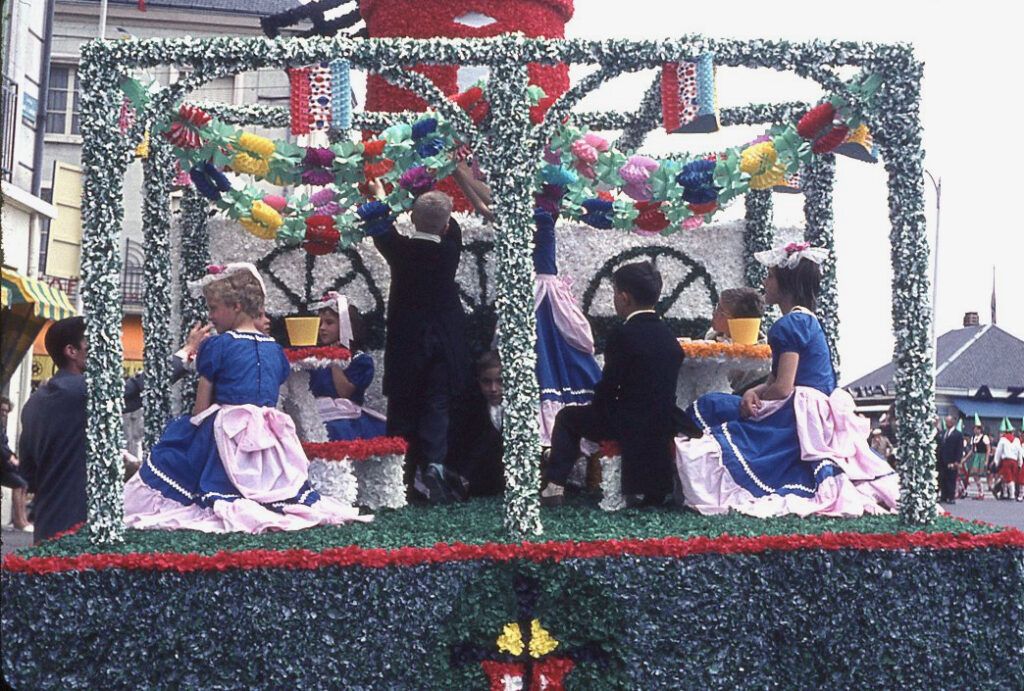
[309,188,336,207]
[682,215,705,231]
[619,155,660,201]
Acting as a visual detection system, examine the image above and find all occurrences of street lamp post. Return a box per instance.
[925,170,941,344]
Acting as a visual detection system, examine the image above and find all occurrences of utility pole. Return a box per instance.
[925,170,941,344]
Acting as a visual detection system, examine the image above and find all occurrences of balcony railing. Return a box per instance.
[2,75,18,182]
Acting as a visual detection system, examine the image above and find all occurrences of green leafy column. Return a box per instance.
[178,187,211,412]
[78,43,131,544]
[875,47,937,523]
[744,189,775,328]
[802,154,840,375]
[485,51,544,538]
[141,137,175,447]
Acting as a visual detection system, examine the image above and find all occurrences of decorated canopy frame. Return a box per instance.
[77,34,933,543]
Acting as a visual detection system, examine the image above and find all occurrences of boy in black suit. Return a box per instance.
[362,183,469,502]
[447,350,505,498]
[541,261,691,507]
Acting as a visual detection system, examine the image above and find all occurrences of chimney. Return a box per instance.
[963,311,980,327]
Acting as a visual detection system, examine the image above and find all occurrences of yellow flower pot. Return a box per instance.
[285,316,321,347]
[727,318,762,346]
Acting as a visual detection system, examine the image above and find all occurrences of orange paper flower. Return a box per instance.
[679,341,771,360]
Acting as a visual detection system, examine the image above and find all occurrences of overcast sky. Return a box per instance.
[561,0,1021,382]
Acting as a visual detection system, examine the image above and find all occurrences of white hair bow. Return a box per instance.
[753,242,829,269]
[309,291,354,348]
[187,262,267,299]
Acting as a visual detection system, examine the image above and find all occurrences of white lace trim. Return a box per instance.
[226,330,276,342]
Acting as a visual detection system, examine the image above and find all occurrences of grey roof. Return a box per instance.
[847,324,1024,391]
[77,0,301,16]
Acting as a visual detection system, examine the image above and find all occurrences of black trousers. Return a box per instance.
[547,404,612,486]
[938,465,958,502]
[387,335,455,486]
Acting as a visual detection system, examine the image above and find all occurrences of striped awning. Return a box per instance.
[1,268,76,320]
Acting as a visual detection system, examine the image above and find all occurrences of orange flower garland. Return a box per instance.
[679,340,771,360]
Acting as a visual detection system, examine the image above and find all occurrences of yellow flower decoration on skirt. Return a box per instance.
[239,200,282,240]
[740,141,787,190]
[495,619,560,658]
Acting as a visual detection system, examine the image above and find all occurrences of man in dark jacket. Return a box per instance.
[937,413,965,504]
[541,261,692,506]
[364,186,469,501]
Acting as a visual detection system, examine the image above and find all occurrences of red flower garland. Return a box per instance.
[303,215,340,256]
[302,437,408,461]
[7,529,1021,575]
[633,200,669,233]
[364,159,394,180]
[283,346,352,363]
[797,102,836,139]
[362,139,386,158]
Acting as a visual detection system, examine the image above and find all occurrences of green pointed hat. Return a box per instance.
[1000,417,1011,433]
[973,413,982,427]
[956,418,964,432]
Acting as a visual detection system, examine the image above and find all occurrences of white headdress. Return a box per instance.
[187,262,267,299]
[754,242,829,269]
[308,290,353,348]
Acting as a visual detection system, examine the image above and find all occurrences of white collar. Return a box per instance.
[409,230,441,244]
[625,309,657,323]
[226,330,275,342]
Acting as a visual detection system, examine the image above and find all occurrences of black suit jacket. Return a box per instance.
[938,428,965,465]
[373,219,468,397]
[446,389,504,497]
[593,312,684,496]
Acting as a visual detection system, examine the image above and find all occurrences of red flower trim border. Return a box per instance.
[5,529,1022,576]
[284,346,352,363]
[303,437,407,461]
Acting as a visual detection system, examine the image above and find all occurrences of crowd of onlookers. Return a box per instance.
[934,414,1023,504]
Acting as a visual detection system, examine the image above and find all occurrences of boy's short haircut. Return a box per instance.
[203,271,265,319]
[612,261,663,306]
[45,316,87,369]
[719,287,764,319]
[412,191,453,235]
[476,350,501,376]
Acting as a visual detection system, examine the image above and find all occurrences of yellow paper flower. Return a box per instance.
[495,619,559,659]
[134,131,150,159]
[529,620,559,658]
[496,622,524,656]
[239,216,277,240]
[250,200,283,230]
[237,131,276,158]
[232,152,270,178]
[844,123,872,148]
[740,141,786,190]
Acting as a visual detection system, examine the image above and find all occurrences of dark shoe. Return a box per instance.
[423,464,457,505]
[540,483,565,508]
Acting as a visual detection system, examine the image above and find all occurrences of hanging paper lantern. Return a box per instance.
[330,59,352,132]
[834,123,879,163]
[303,214,340,255]
[661,53,720,134]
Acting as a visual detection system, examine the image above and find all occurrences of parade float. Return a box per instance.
[3,1,1022,687]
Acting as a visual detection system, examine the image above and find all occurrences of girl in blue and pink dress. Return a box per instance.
[123,263,371,533]
[308,292,387,441]
[675,243,900,517]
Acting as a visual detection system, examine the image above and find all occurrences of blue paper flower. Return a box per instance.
[357,200,391,221]
[415,136,445,158]
[411,117,438,141]
[580,197,613,229]
[682,186,718,204]
[676,158,716,188]
[205,162,232,192]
